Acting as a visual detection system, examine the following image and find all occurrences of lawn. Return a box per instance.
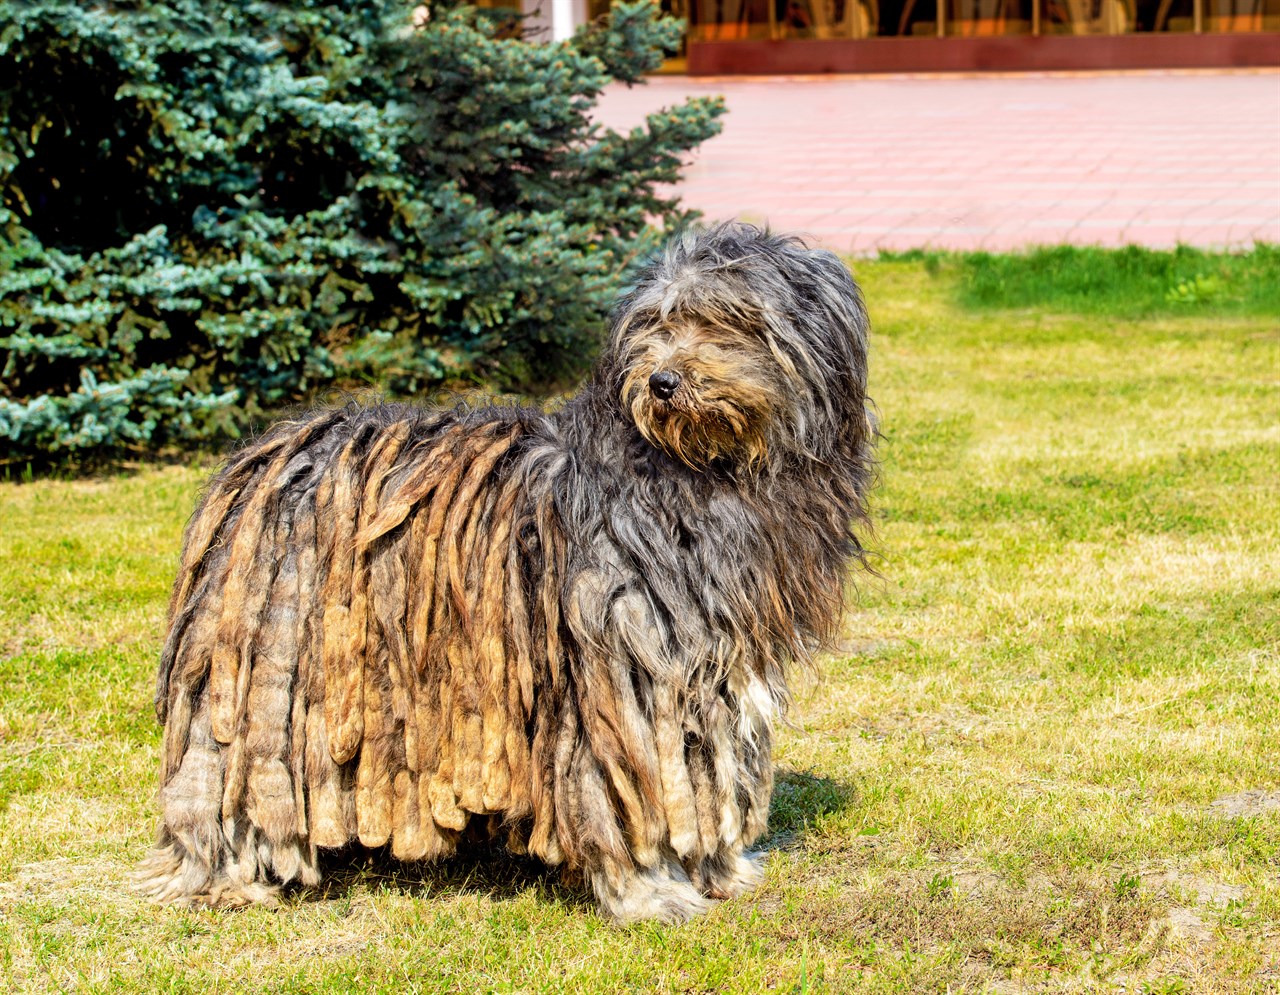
[1,249,1277,993]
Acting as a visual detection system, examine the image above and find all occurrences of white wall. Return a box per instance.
[521,0,590,42]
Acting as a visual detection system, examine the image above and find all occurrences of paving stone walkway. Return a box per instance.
[595,70,1280,253]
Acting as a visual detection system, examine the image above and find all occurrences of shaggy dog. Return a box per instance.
[138,223,874,923]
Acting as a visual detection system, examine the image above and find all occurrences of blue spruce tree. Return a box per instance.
[0,0,724,459]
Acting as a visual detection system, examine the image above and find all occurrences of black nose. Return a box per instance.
[649,370,682,400]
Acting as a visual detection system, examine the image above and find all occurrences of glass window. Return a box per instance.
[946,0,1034,34]
[1205,0,1273,31]
[1132,0,1194,30]
[876,0,940,34]
[776,0,881,37]
[1041,0,1133,33]
[688,0,775,40]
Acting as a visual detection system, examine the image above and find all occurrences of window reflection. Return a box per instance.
[780,0,880,38]
[1204,0,1274,31]
[1041,0,1130,33]
[946,0,1034,34]
[687,0,769,40]
[879,0,938,34]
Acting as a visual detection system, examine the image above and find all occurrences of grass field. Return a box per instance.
[1,249,1277,993]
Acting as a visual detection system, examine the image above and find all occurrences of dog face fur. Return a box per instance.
[613,226,870,471]
[137,223,874,923]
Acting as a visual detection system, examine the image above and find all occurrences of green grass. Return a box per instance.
[883,243,1280,318]
[2,249,1278,992]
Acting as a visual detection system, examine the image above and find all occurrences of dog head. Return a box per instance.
[607,223,870,473]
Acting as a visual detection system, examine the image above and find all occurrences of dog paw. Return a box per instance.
[703,850,765,900]
[618,880,714,925]
[133,844,281,909]
[205,878,282,909]
[590,861,715,924]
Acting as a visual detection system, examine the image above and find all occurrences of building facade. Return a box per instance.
[517,0,1280,72]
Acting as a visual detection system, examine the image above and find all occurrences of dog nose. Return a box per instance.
[648,370,682,400]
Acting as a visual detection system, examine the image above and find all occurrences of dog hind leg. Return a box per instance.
[134,695,294,908]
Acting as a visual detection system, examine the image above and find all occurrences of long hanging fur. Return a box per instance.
[136,223,876,923]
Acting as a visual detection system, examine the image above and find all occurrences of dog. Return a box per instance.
[137,223,875,923]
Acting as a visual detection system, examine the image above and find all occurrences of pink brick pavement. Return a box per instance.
[594,70,1280,254]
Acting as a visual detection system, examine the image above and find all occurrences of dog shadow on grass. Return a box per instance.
[758,769,856,851]
[298,770,854,913]
[308,835,587,915]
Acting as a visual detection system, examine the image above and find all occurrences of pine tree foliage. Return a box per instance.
[0,0,724,458]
